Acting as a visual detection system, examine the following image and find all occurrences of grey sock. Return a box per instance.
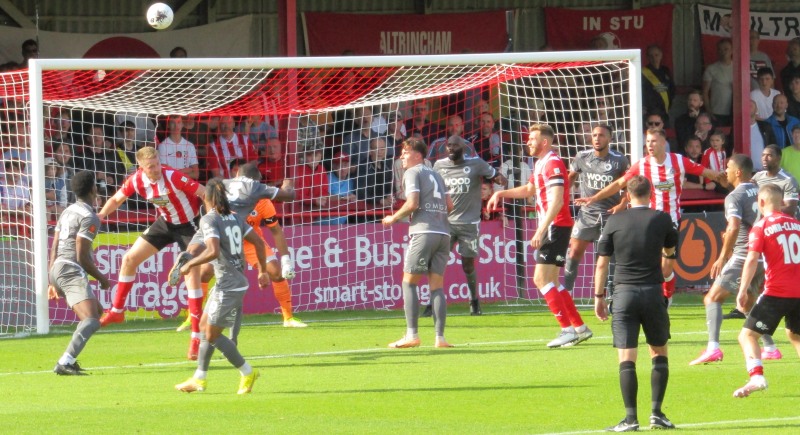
[402,282,419,334]
[564,257,581,291]
[706,302,722,343]
[198,333,214,371]
[761,334,776,347]
[211,335,245,369]
[466,271,478,300]
[65,318,100,359]
[431,288,446,337]
[229,307,243,346]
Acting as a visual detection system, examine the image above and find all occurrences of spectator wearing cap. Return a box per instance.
[355,137,394,209]
[427,116,477,162]
[258,136,286,187]
[158,115,199,179]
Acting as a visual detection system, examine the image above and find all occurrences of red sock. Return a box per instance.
[542,284,571,328]
[113,278,135,310]
[663,273,676,298]
[559,289,585,328]
[748,365,764,377]
[188,296,203,333]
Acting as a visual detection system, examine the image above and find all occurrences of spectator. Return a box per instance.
[258,136,286,187]
[749,30,774,90]
[642,44,675,120]
[781,38,800,93]
[466,97,491,137]
[320,152,356,225]
[473,112,502,167]
[750,67,780,120]
[182,115,212,181]
[236,114,278,145]
[19,39,38,68]
[44,157,66,222]
[703,38,734,126]
[701,130,728,191]
[481,180,503,222]
[780,125,800,182]
[115,120,139,175]
[356,137,394,208]
[427,115,477,162]
[694,112,715,151]
[169,46,188,58]
[207,115,257,179]
[494,143,533,198]
[749,99,778,171]
[405,99,442,147]
[158,116,199,179]
[47,109,77,148]
[74,125,126,206]
[683,136,705,190]
[786,76,800,119]
[674,89,707,150]
[343,106,375,166]
[52,140,76,204]
[766,94,800,149]
[645,112,672,152]
[115,112,156,145]
[385,110,407,152]
[0,160,30,212]
[294,147,330,208]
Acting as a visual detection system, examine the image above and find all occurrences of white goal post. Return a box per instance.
[8,50,642,335]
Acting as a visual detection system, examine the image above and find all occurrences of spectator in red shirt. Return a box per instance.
[294,147,330,208]
[258,136,286,187]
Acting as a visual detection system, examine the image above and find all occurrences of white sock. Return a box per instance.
[238,362,253,376]
[575,324,587,333]
[762,345,776,352]
[561,326,576,333]
[191,331,200,339]
[57,352,75,366]
[193,369,207,380]
[707,342,720,351]
[406,329,418,339]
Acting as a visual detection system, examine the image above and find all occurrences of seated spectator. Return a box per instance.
[481,180,503,222]
[320,152,356,225]
[781,125,800,182]
[644,112,672,152]
[701,130,728,192]
[207,115,257,178]
[258,136,286,187]
[236,114,278,145]
[74,125,126,206]
[693,113,715,151]
[750,67,780,120]
[44,157,67,222]
[0,159,30,212]
[294,147,330,208]
[115,120,139,174]
[405,99,442,147]
[343,106,375,166]
[356,137,394,208]
[158,115,199,179]
[183,114,212,181]
[766,94,800,149]
[642,44,675,121]
[473,111,502,167]
[682,136,705,190]
[787,76,800,119]
[385,110,407,153]
[674,89,706,151]
[781,38,800,93]
[52,140,76,204]
[47,109,77,148]
[115,112,156,145]
[428,116,477,162]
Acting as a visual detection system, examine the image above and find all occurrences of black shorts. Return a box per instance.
[611,284,671,348]
[535,225,571,267]
[140,216,199,251]
[744,294,800,336]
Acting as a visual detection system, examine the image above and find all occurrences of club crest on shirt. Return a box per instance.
[463,167,471,174]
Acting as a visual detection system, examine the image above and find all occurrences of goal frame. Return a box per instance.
[27,50,643,334]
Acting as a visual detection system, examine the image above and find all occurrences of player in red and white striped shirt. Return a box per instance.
[488,124,591,348]
[578,128,723,299]
[97,147,207,354]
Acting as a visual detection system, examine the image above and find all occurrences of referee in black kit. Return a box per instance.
[593,175,678,432]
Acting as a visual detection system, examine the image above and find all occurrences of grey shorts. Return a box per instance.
[611,284,671,348]
[571,211,605,242]
[204,289,245,328]
[713,257,765,295]
[404,233,451,275]
[450,222,480,258]
[49,260,95,308]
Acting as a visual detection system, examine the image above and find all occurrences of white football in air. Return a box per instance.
[147,3,174,30]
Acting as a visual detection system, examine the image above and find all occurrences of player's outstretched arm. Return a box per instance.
[575,177,626,206]
[491,173,508,188]
[273,179,296,202]
[486,182,535,210]
[77,236,110,289]
[97,191,128,220]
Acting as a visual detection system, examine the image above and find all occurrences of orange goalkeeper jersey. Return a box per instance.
[243,198,278,265]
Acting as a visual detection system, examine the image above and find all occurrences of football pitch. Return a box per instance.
[2,294,799,434]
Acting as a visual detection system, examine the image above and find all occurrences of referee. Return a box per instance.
[593,175,678,432]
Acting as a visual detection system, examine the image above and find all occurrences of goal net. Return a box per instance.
[5,52,640,334]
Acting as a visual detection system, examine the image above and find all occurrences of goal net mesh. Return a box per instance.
[2,55,634,333]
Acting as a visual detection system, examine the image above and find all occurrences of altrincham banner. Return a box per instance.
[697,4,800,89]
[302,11,509,56]
[543,4,674,70]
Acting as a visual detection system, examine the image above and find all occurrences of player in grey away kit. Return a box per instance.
[48,171,111,375]
[383,138,454,348]
[565,125,629,296]
[175,178,270,394]
[424,135,507,316]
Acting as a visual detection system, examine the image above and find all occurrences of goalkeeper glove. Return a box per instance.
[281,255,296,280]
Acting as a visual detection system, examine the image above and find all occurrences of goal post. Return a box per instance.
[10,50,641,335]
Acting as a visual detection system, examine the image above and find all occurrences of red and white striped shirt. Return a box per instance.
[120,166,201,225]
[624,153,706,223]
[207,133,258,179]
[701,147,726,185]
[530,150,573,227]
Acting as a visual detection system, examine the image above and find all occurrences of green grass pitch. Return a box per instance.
[2,294,799,434]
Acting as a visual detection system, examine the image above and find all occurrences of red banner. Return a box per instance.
[544,5,674,70]
[302,11,508,56]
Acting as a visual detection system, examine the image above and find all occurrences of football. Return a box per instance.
[147,3,174,30]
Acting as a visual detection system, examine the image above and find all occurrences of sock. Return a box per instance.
[465,270,478,300]
[188,288,203,334]
[662,273,675,298]
[431,288,446,337]
[541,283,571,328]
[62,318,100,363]
[706,302,722,345]
[651,356,669,416]
[211,334,245,369]
[272,279,293,321]
[619,361,638,423]
[558,286,585,328]
[193,369,207,380]
[237,361,253,376]
[563,256,580,291]
[112,275,135,310]
[761,334,776,350]
[402,282,419,335]
[229,308,243,346]
[746,359,764,377]
[57,352,76,366]
[198,333,214,372]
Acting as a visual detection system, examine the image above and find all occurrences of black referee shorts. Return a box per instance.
[140,216,199,251]
[611,283,671,348]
